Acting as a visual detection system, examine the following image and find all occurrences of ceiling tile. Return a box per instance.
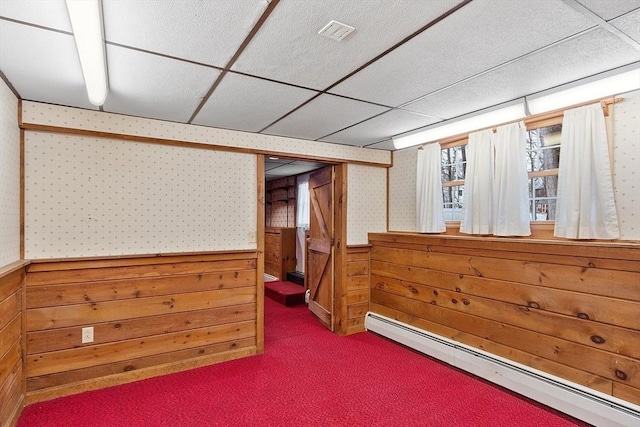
[330,0,595,106]
[193,73,318,132]
[232,0,461,90]
[321,109,441,146]
[612,9,640,43]
[265,162,324,179]
[0,20,95,109]
[103,45,220,123]
[265,161,290,171]
[575,0,640,20]
[265,158,295,166]
[0,0,71,32]
[262,94,388,141]
[402,28,640,119]
[102,0,268,67]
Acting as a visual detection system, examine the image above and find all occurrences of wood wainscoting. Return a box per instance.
[0,262,27,427]
[345,245,370,335]
[368,233,640,405]
[24,251,259,404]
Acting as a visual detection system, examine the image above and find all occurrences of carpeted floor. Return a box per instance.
[17,298,589,426]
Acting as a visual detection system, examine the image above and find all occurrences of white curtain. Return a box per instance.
[416,143,445,233]
[296,174,310,229]
[460,129,493,234]
[554,104,619,239]
[492,122,531,236]
[295,173,311,272]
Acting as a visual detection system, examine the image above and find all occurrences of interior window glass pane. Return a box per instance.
[527,124,562,172]
[443,185,464,221]
[441,146,467,182]
[529,176,558,220]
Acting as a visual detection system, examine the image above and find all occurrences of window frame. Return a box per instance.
[432,98,618,238]
[438,115,565,226]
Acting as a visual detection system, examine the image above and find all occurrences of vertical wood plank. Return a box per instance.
[334,164,348,335]
[256,154,265,353]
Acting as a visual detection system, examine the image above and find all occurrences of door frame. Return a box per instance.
[258,157,348,336]
[332,163,348,335]
[257,155,266,352]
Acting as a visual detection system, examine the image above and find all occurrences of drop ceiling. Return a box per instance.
[265,157,327,181]
[1,0,639,154]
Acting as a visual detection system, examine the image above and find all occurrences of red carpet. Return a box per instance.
[264,280,305,306]
[18,298,588,427]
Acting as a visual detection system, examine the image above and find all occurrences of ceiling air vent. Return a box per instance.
[318,20,355,41]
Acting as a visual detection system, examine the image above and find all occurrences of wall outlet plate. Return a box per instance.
[82,326,94,343]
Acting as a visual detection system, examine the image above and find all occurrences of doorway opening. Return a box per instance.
[263,157,342,331]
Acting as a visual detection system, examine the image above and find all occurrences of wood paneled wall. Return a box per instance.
[368,233,640,405]
[345,246,370,335]
[0,263,26,427]
[24,251,259,403]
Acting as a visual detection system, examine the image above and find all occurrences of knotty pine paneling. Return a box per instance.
[345,246,370,335]
[369,233,640,405]
[24,252,259,403]
[0,264,26,427]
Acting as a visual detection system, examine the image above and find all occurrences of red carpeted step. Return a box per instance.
[264,280,305,306]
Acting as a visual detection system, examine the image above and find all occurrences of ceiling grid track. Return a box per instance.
[257,0,475,134]
[315,26,601,144]
[0,15,73,36]
[106,41,226,72]
[395,27,600,111]
[3,0,639,149]
[187,0,281,124]
[561,0,640,50]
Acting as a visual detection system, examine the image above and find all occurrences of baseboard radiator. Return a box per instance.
[365,312,640,427]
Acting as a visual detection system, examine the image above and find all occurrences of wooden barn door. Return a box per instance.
[307,166,334,331]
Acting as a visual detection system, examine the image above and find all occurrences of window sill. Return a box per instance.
[443,221,555,240]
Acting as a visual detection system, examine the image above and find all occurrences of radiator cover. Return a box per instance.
[365,311,640,427]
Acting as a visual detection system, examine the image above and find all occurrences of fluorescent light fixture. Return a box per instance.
[527,64,640,115]
[66,0,108,106]
[393,100,527,150]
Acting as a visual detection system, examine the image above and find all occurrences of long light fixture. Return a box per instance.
[393,99,527,150]
[393,62,640,150]
[526,64,640,115]
[66,0,108,106]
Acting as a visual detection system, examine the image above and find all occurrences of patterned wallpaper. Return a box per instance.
[266,176,296,228]
[388,93,640,241]
[347,164,387,245]
[613,89,639,241]
[21,101,391,166]
[388,148,418,232]
[24,132,257,259]
[0,79,20,268]
[267,201,295,228]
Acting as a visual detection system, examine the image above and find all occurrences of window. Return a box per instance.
[441,145,466,221]
[439,123,561,222]
[526,124,561,221]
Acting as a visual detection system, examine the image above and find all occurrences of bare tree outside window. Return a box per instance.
[441,145,466,221]
[439,123,561,223]
[526,124,561,220]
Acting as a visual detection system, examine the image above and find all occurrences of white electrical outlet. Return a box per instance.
[82,326,94,344]
[248,231,257,243]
